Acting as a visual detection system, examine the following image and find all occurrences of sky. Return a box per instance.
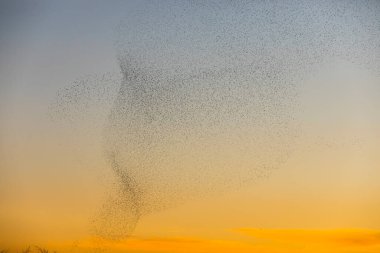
[0,1,380,252]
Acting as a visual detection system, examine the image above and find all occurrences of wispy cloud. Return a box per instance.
[238,228,380,251]
[73,228,380,253]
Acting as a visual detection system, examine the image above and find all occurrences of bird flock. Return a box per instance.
[51,0,379,240]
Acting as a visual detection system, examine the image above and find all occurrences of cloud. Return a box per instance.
[237,228,380,248]
[72,228,380,253]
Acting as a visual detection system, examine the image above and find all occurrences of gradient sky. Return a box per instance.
[0,1,380,252]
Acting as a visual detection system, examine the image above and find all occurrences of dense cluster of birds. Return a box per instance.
[51,0,379,240]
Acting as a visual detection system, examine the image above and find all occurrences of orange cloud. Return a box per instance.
[70,228,380,253]
[238,228,380,249]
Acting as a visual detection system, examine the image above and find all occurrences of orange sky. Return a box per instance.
[1,1,380,252]
[29,228,380,253]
